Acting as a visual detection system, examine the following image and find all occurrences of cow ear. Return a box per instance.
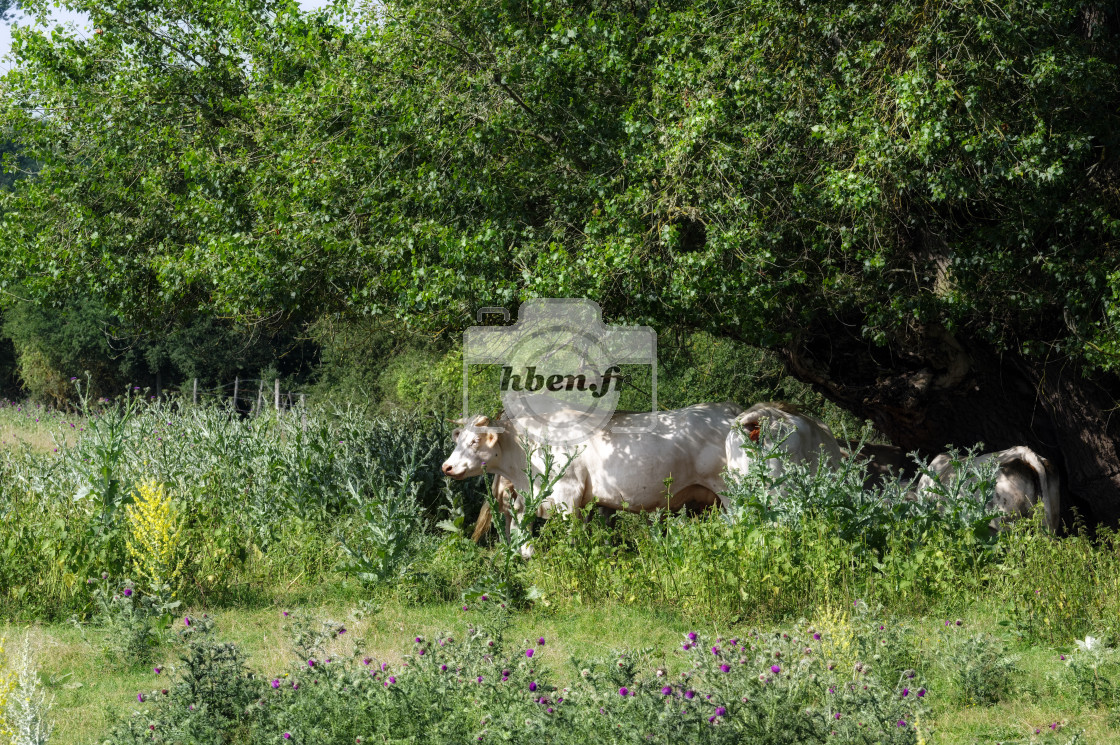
[484,432,498,447]
[473,415,490,427]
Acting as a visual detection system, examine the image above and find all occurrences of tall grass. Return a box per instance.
[530,444,1120,643]
[0,392,483,619]
[2,392,1120,647]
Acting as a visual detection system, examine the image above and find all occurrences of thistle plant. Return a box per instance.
[86,573,178,666]
[471,436,575,605]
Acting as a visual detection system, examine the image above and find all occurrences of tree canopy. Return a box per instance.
[1,0,1116,361]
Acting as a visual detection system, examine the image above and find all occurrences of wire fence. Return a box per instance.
[186,377,306,416]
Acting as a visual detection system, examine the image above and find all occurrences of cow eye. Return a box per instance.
[452,429,461,439]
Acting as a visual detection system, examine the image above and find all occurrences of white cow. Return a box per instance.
[725,403,844,486]
[915,446,1061,533]
[470,474,718,542]
[443,402,743,530]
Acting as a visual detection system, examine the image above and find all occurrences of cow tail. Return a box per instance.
[472,501,493,542]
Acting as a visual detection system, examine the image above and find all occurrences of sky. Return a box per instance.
[0,1,337,71]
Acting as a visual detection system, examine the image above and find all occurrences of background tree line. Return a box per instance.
[0,0,1118,522]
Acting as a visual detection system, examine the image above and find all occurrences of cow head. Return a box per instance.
[442,415,502,479]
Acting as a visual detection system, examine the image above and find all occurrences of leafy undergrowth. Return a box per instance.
[0,600,1113,745]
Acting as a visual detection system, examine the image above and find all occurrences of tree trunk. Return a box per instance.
[780,326,1120,530]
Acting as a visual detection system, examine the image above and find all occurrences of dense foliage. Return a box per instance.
[1,1,1117,366]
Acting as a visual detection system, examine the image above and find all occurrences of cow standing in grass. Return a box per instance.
[444,402,742,551]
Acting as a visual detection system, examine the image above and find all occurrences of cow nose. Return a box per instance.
[442,463,454,475]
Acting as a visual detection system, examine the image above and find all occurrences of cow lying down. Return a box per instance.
[914,446,1061,533]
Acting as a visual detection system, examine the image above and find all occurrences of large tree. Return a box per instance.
[2,0,1119,522]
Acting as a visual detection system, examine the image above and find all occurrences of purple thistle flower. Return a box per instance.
[481,595,488,601]
[715,706,726,717]
[901,688,909,697]
[720,664,730,673]
[419,649,426,656]
[834,713,841,720]
[477,676,483,683]
[137,693,145,703]
[415,637,422,643]
[711,646,719,655]
[813,633,821,640]
[307,659,316,668]
[662,686,672,695]
[154,667,161,674]
[123,588,133,597]
[619,687,629,696]
[917,688,926,697]
[337,627,346,635]
[388,676,396,684]
[538,637,546,645]
[526,649,534,658]
[529,682,537,692]
[282,611,289,617]
[283,734,291,740]
[272,679,280,689]
[771,665,781,674]
[687,632,697,642]
[184,616,191,627]
[440,665,447,671]
[292,682,299,690]
[684,690,695,700]
[363,658,371,665]
[897,720,907,727]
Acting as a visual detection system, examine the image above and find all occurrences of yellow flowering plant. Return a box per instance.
[125,480,186,597]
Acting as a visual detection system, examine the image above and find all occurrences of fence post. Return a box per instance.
[254,380,264,417]
[275,379,280,413]
[193,378,198,406]
[233,376,239,413]
[156,370,162,399]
